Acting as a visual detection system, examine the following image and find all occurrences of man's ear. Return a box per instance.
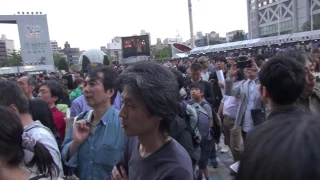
[9,104,20,114]
[262,86,269,99]
[108,89,115,98]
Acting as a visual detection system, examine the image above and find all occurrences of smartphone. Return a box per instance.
[237,60,252,69]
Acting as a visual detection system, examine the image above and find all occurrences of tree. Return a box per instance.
[81,55,90,71]
[302,14,320,31]
[103,55,110,66]
[2,50,22,67]
[231,31,245,42]
[155,46,172,61]
[58,58,69,71]
[70,64,80,72]
[209,40,222,45]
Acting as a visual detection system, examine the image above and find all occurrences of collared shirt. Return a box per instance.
[61,106,127,180]
[70,93,122,117]
[243,80,257,132]
[70,95,92,117]
[222,96,239,119]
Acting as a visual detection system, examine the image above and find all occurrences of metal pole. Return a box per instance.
[188,0,195,48]
[311,0,314,31]
[278,4,280,36]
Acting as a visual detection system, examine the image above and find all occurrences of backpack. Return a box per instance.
[179,101,201,161]
[200,101,222,143]
[188,102,211,141]
[26,124,62,152]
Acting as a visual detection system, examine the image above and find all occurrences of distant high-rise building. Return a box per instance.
[0,34,15,54]
[50,40,62,54]
[247,0,320,39]
[61,41,80,64]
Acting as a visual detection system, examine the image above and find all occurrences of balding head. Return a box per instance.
[17,76,37,99]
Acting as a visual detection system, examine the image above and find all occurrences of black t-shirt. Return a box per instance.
[119,137,194,180]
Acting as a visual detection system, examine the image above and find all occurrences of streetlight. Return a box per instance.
[188,0,195,49]
[311,0,314,31]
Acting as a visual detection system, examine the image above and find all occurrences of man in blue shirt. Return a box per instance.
[62,67,127,180]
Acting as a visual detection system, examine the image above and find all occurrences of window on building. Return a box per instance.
[258,3,261,7]
[263,1,267,5]
[269,0,273,3]
[251,5,256,9]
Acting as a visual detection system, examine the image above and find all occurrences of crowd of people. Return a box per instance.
[0,49,319,180]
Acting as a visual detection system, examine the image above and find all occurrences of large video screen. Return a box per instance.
[122,35,150,58]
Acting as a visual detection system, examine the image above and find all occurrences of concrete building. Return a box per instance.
[163,37,183,44]
[50,40,62,54]
[106,37,122,61]
[0,41,6,64]
[61,41,80,64]
[226,30,245,42]
[0,34,15,54]
[247,0,320,39]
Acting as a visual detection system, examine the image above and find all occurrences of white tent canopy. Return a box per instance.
[190,30,320,54]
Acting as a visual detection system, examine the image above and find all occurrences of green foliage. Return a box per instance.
[58,58,69,71]
[2,50,22,67]
[82,55,90,71]
[302,14,320,31]
[53,54,69,71]
[209,40,222,45]
[155,46,172,61]
[70,64,80,72]
[231,31,245,42]
[103,56,110,66]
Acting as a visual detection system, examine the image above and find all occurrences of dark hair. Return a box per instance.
[40,80,64,104]
[118,62,180,136]
[255,54,265,61]
[0,79,29,114]
[279,50,313,65]
[171,69,184,90]
[29,98,56,133]
[259,53,306,105]
[190,82,205,93]
[73,79,84,88]
[0,105,58,178]
[27,76,38,88]
[88,67,119,104]
[190,63,202,71]
[75,71,84,78]
[237,114,320,180]
[177,65,186,74]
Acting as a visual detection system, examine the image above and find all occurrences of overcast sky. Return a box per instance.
[0,0,248,50]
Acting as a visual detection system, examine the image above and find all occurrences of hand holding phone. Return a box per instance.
[111,164,128,180]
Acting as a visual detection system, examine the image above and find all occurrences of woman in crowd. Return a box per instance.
[0,105,60,180]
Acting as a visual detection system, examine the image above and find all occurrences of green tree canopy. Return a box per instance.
[2,50,23,67]
[82,55,90,71]
[302,14,320,31]
[231,31,245,42]
[103,55,110,66]
[53,54,69,71]
[155,46,172,61]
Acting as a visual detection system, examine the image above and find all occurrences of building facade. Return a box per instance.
[0,41,6,64]
[50,40,62,54]
[61,41,80,64]
[247,0,320,39]
[106,37,122,61]
[0,14,53,66]
[226,30,245,42]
